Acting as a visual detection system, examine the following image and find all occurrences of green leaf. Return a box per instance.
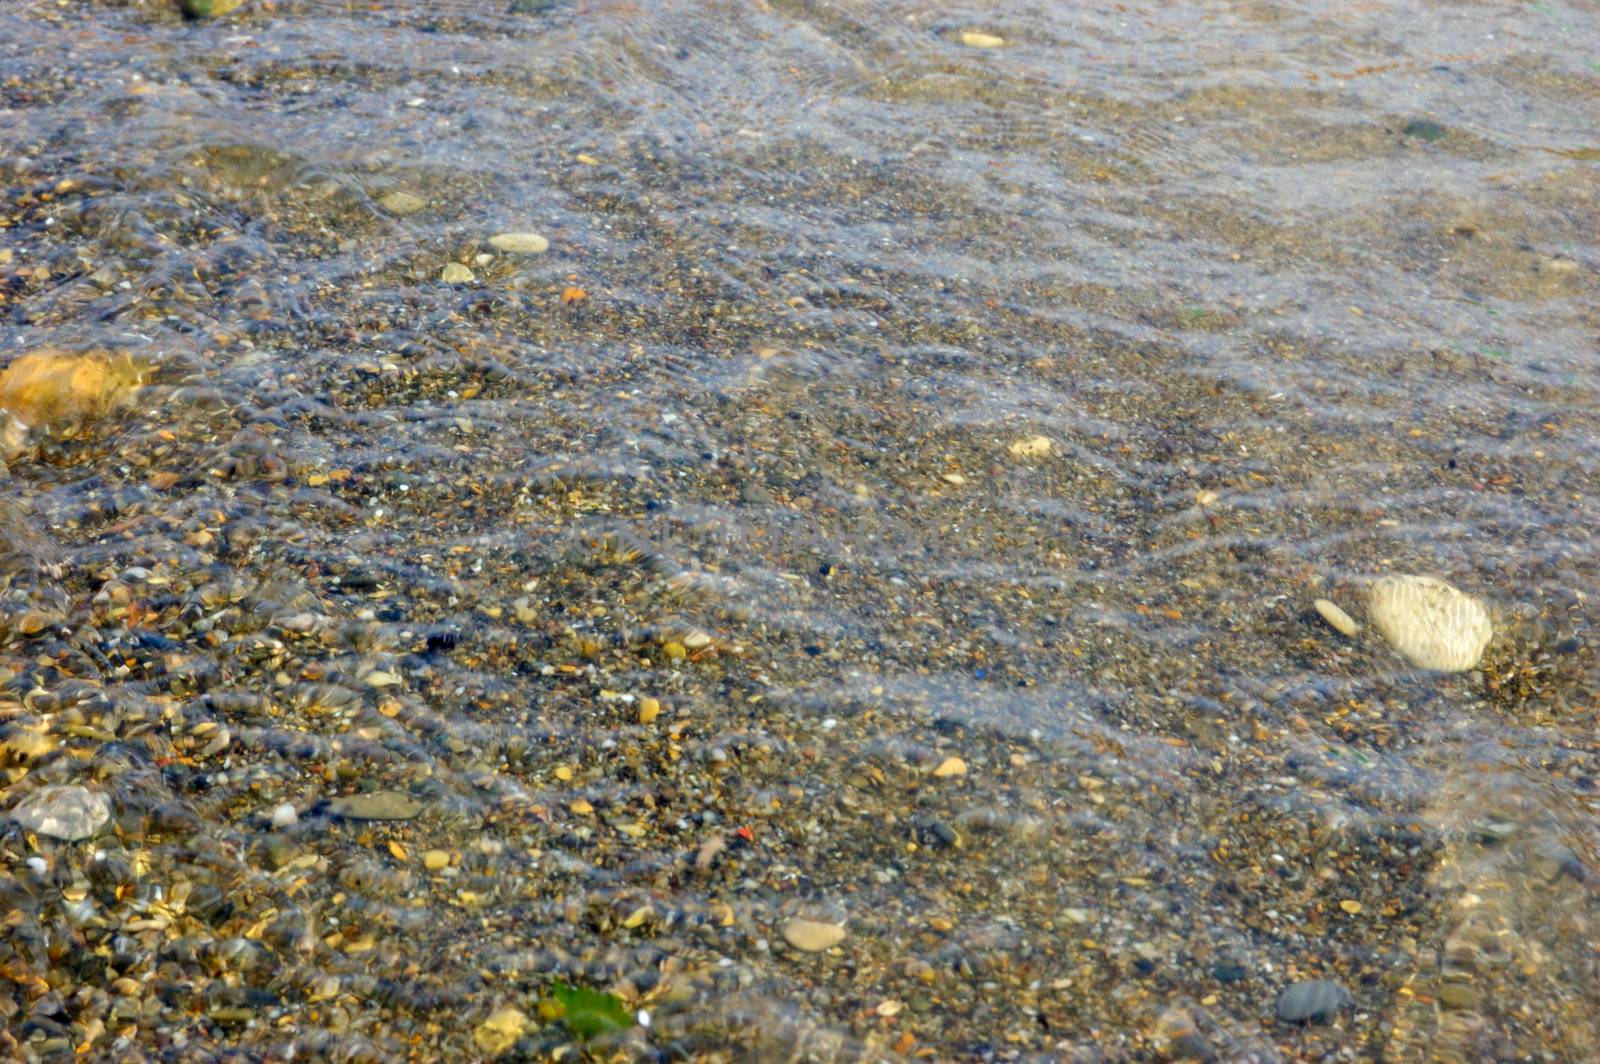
[546,981,634,1041]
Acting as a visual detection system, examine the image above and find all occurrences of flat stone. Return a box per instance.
[440,263,475,284]
[10,785,110,840]
[379,191,426,216]
[488,231,549,254]
[179,0,244,17]
[959,30,1005,48]
[1367,574,1492,671]
[1314,598,1360,637]
[1275,979,1350,1023]
[1438,981,1482,1010]
[325,791,422,821]
[783,917,846,952]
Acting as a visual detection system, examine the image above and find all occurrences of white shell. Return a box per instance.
[1367,574,1492,672]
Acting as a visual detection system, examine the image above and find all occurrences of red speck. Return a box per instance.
[734,825,753,841]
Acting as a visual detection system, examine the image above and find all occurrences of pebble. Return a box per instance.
[783,917,847,952]
[324,791,423,821]
[637,696,661,723]
[1007,435,1053,459]
[269,802,299,828]
[1367,574,1492,671]
[178,0,244,16]
[379,190,426,215]
[0,348,144,425]
[488,231,549,254]
[423,849,451,871]
[1314,598,1361,637]
[1275,979,1350,1023]
[1438,981,1482,1010]
[440,263,475,284]
[932,756,967,778]
[959,30,1006,48]
[472,1006,529,1055]
[10,784,111,841]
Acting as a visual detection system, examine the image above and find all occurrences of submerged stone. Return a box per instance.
[179,0,245,17]
[325,791,422,821]
[488,231,549,254]
[783,917,846,952]
[1367,574,1492,672]
[1314,598,1360,637]
[1275,978,1350,1023]
[379,190,426,215]
[10,785,111,840]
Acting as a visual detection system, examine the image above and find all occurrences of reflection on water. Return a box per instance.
[1,0,1597,1058]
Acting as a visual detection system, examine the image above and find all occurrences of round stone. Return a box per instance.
[10,784,111,841]
[1367,574,1492,672]
[1275,979,1350,1023]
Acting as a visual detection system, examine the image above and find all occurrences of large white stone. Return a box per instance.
[11,785,111,840]
[1367,574,1492,672]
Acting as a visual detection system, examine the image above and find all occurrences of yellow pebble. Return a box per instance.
[423,850,450,872]
[638,697,661,724]
[1339,899,1362,914]
[570,798,594,815]
[553,765,573,781]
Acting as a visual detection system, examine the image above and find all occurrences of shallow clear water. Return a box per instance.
[1,0,1598,1059]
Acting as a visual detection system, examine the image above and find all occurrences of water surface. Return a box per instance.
[1,0,1598,1059]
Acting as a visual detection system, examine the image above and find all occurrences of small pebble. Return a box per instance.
[472,1006,528,1054]
[270,802,299,828]
[325,791,422,821]
[783,917,847,952]
[488,231,549,254]
[932,756,967,778]
[440,263,475,284]
[1314,598,1361,637]
[1275,979,1350,1023]
[1007,435,1053,459]
[959,30,1005,48]
[379,190,426,215]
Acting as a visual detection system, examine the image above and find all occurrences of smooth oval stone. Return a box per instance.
[1275,979,1350,1023]
[379,191,426,216]
[959,30,1005,48]
[11,784,111,840]
[1367,574,1492,672]
[325,791,422,821]
[488,231,549,254]
[782,917,846,952]
[1314,598,1360,637]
